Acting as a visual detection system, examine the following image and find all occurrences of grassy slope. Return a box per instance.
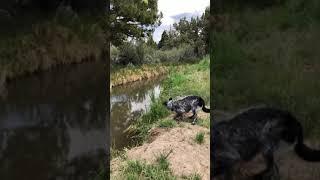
[110,56,209,180]
[213,2,320,138]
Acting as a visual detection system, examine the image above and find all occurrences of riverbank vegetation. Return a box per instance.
[0,1,106,84]
[111,64,168,87]
[213,0,320,138]
[126,56,210,147]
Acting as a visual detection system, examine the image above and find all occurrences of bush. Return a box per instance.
[118,43,140,65]
[113,41,205,66]
[110,45,120,64]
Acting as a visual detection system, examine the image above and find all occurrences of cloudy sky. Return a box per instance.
[153,0,210,42]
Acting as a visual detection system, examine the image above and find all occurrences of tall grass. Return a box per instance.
[111,64,169,87]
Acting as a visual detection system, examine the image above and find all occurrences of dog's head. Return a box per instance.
[163,97,173,110]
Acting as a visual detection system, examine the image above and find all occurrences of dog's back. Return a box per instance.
[213,107,320,179]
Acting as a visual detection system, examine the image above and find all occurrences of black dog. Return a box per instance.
[212,107,320,180]
[163,95,210,125]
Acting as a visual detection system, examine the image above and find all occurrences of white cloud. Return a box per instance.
[153,0,210,42]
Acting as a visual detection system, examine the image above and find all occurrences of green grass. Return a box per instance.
[181,173,202,180]
[213,2,320,138]
[195,118,210,129]
[126,97,170,144]
[194,132,205,144]
[157,119,177,128]
[121,153,175,180]
[162,56,210,102]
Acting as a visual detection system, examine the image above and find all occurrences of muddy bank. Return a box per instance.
[111,111,210,180]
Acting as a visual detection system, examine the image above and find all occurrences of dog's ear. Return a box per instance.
[169,97,172,101]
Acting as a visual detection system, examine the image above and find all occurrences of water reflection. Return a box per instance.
[0,62,108,180]
[111,77,164,150]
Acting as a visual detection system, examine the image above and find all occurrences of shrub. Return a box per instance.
[113,41,205,66]
[111,45,120,64]
[118,43,140,65]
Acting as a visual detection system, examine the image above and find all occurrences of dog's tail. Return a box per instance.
[198,97,210,113]
[283,113,320,161]
[294,122,320,161]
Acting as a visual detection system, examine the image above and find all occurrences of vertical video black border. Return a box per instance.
[105,0,111,179]
[210,0,214,179]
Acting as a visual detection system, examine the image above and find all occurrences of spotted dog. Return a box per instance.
[212,107,320,180]
[163,95,210,125]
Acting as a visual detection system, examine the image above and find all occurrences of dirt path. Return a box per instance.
[111,111,210,180]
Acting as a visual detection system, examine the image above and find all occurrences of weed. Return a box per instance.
[194,132,205,144]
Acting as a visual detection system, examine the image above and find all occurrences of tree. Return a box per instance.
[158,30,169,49]
[198,7,210,54]
[110,0,162,46]
[155,7,210,56]
[146,35,157,49]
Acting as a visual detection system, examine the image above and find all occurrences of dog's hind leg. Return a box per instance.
[253,163,279,180]
[189,107,198,125]
[253,149,279,180]
[191,116,197,125]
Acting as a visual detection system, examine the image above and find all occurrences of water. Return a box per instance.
[111,76,165,150]
[0,62,107,180]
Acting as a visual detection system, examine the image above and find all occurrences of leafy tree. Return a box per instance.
[110,0,162,46]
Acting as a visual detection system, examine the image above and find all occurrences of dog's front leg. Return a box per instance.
[174,113,183,122]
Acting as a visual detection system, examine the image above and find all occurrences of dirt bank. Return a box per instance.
[111,111,210,179]
[110,65,169,88]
